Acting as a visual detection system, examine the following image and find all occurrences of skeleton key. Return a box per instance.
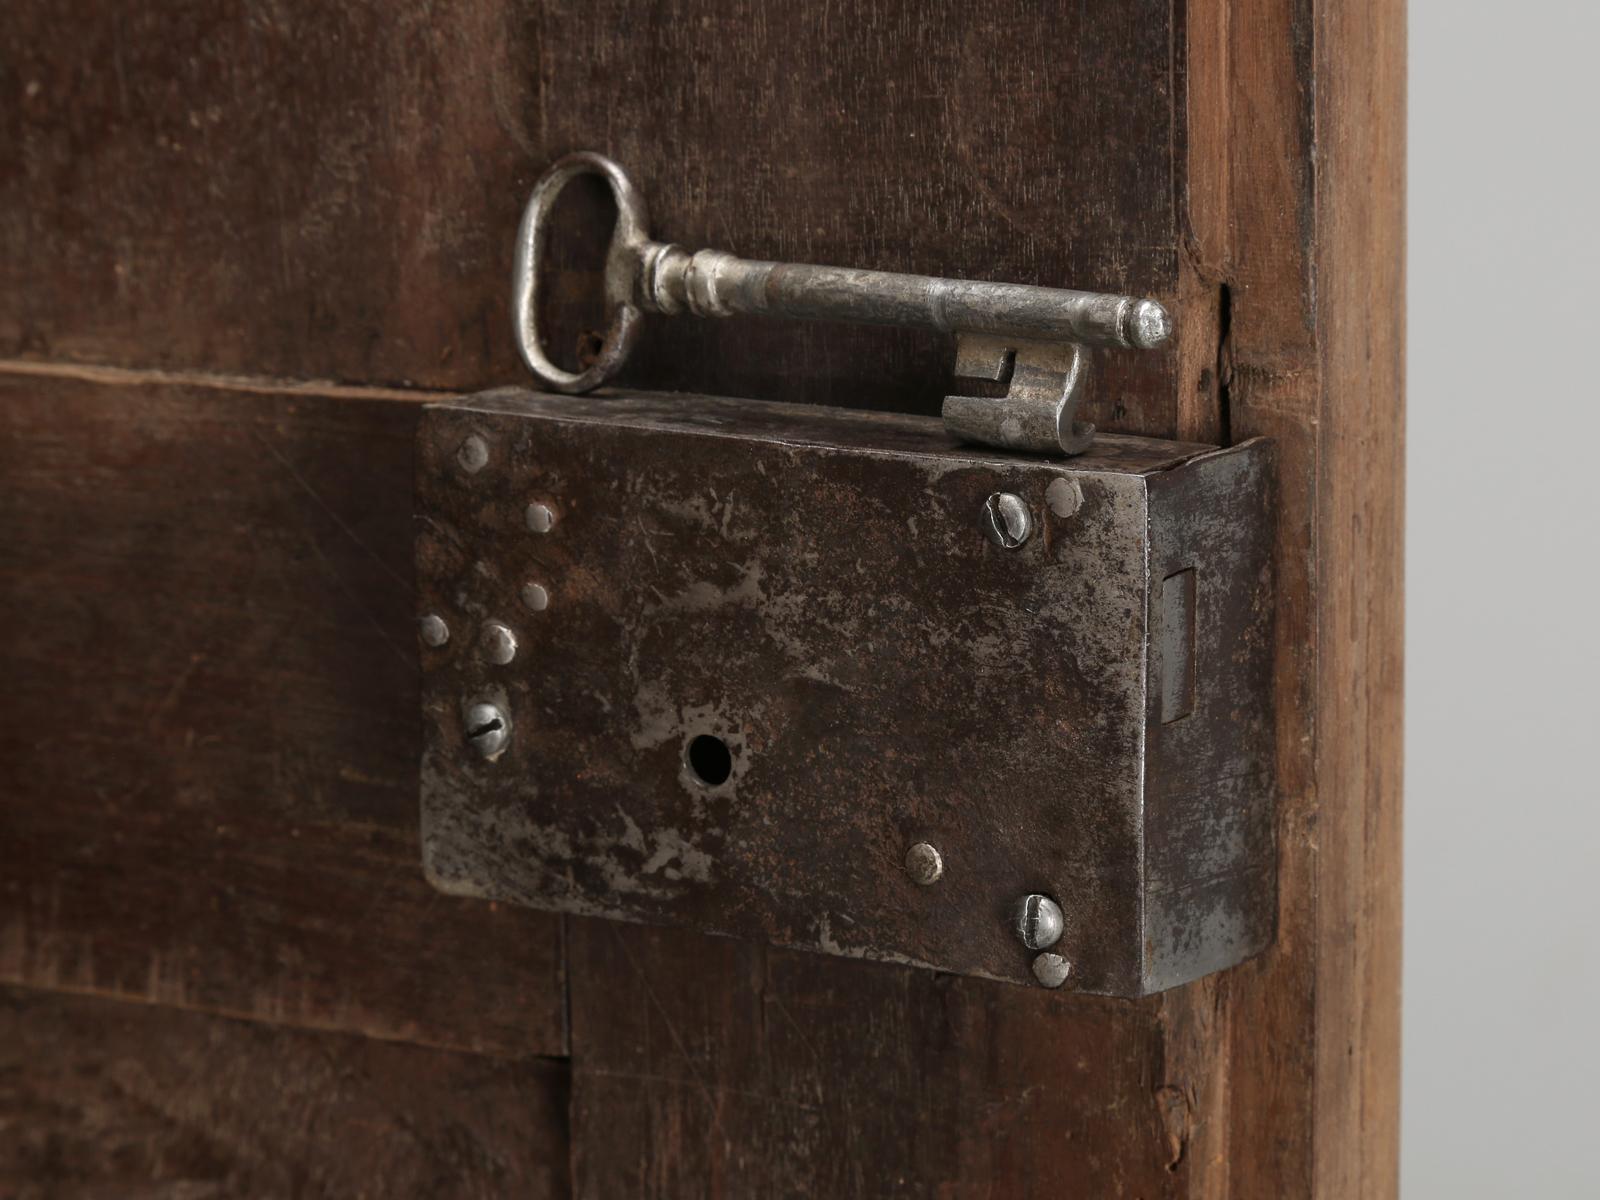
[512,151,1173,456]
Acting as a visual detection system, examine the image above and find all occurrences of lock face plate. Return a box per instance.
[417,390,1276,996]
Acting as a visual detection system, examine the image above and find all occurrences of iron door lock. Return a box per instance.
[416,157,1277,998]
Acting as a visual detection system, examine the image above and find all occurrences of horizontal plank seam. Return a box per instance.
[0,357,460,405]
[0,973,572,1068]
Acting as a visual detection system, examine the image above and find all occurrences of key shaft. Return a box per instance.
[639,246,1171,351]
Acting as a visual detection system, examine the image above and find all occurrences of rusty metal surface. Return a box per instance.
[417,390,1275,996]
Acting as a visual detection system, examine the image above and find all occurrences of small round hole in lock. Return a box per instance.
[685,734,733,788]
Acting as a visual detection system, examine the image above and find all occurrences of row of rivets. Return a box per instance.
[420,435,568,759]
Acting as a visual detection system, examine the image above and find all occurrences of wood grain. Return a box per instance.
[1306,2,1406,1193]
[0,0,1402,1194]
[0,0,1182,430]
[568,920,1179,1199]
[0,365,566,1061]
[0,983,569,1198]
[1162,1,1406,1197]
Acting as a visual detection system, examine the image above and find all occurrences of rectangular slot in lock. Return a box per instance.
[416,389,1276,997]
[1160,567,1197,724]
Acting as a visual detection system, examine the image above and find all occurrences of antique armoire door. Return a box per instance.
[0,2,1402,1196]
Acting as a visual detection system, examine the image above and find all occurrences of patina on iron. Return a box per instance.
[417,389,1275,997]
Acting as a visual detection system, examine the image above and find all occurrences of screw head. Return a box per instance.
[1032,952,1072,989]
[525,501,556,533]
[981,493,1033,549]
[464,702,510,759]
[418,613,450,647]
[480,621,518,666]
[521,582,550,612]
[457,435,490,474]
[1013,894,1065,950]
[904,842,944,886]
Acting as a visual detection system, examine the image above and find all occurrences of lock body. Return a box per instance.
[417,390,1276,996]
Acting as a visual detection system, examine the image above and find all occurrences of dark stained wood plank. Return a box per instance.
[568,920,1178,1199]
[0,0,1181,431]
[0,364,565,1060]
[0,983,570,1198]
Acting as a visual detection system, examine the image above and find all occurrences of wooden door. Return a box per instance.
[0,2,1402,1195]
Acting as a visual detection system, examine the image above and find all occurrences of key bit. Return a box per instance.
[511,151,1173,456]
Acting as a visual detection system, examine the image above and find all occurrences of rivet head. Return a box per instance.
[1032,952,1072,989]
[457,435,489,474]
[464,702,510,759]
[904,842,944,886]
[418,614,450,647]
[981,493,1033,549]
[521,582,550,612]
[480,621,518,665]
[1013,894,1065,950]
[1044,477,1083,519]
[525,501,556,533]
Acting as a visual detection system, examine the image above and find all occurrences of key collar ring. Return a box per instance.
[512,151,649,393]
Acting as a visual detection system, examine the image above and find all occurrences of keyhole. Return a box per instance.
[685,734,733,787]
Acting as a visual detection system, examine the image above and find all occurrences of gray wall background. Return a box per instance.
[1404,3,1599,1193]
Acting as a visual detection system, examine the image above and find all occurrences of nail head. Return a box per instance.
[1044,477,1083,519]
[457,435,489,474]
[1032,952,1072,989]
[904,842,944,886]
[481,621,518,665]
[525,502,556,533]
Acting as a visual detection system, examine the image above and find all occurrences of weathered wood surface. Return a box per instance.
[0,0,1402,1195]
[0,365,565,1061]
[568,920,1180,1199]
[0,983,570,1198]
[1162,1,1406,1196]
